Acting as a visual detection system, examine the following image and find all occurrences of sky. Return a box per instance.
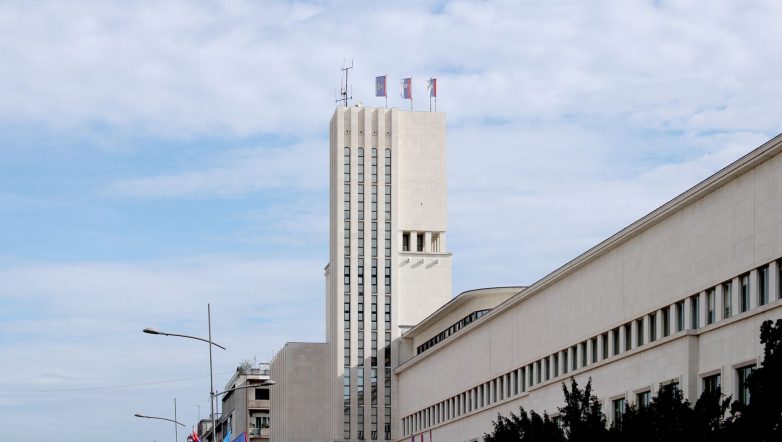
[0,0,781,440]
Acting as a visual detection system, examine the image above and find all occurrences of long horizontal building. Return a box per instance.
[270,105,782,442]
[396,133,782,441]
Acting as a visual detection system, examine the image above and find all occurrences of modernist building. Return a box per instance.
[272,104,782,442]
[396,133,782,441]
[202,363,272,442]
[272,105,453,442]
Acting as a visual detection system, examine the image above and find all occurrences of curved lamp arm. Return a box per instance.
[213,380,276,398]
[143,327,226,350]
[134,413,186,427]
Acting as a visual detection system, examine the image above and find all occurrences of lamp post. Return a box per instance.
[143,303,226,442]
[134,399,186,442]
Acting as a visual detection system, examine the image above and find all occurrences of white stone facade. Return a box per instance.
[270,342,330,442]
[327,106,452,442]
[395,134,782,442]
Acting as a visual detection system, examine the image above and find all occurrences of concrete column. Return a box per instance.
[597,335,605,361]
[732,276,740,314]
[510,371,516,395]
[410,230,417,253]
[619,325,628,353]
[575,344,582,369]
[608,331,615,357]
[655,309,663,339]
[769,261,779,301]
[631,319,639,348]
[715,284,724,322]
[424,231,432,253]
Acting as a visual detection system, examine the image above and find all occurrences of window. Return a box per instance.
[662,306,670,337]
[758,265,768,306]
[676,301,685,332]
[613,398,626,423]
[737,365,755,405]
[591,337,598,363]
[255,388,269,400]
[636,391,651,408]
[624,324,631,351]
[344,147,351,183]
[371,148,378,184]
[553,354,559,377]
[358,368,365,405]
[416,233,424,252]
[580,342,587,367]
[723,282,732,319]
[385,406,391,440]
[358,147,365,183]
[649,313,657,342]
[402,233,409,252]
[706,289,715,325]
[602,333,609,359]
[544,357,550,380]
[431,233,440,252]
[740,273,750,313]
[691,295,699,329]
[612,328,620,356]
[703,373,721,394]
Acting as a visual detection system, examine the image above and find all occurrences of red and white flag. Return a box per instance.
[427,78,437,98]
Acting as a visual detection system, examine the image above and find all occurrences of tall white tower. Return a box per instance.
[327,106,452,441]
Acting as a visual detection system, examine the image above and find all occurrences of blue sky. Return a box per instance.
[1,1,781,441]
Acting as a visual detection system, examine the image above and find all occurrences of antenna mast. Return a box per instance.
[336,60,354,107]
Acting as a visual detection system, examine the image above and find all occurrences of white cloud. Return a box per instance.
[2,2,782,441]
[0,256,324,440]
[110,141,328,198]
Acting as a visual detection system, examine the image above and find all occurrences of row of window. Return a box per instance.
[416,310,491,355]
[403,365,756,437]
[402,258,780,435]
[344,146,393,440]
[609,365,754,423]
[402,231,442,253]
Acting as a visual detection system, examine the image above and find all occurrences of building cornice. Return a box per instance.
[396,131,782,374]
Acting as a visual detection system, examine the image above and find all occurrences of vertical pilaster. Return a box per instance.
[769,261,779,302]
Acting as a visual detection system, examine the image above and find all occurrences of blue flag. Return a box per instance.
[375,75,386,97]
[401,77,412,99]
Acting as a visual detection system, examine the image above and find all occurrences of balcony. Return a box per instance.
[249,427,270,439]
[248,399,270,410]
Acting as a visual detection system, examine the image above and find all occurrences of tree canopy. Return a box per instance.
[484,319,782,442]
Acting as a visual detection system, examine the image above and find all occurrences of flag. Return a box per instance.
[191,427,200,442]
[223,428,232,442]
[427,78,437,98]
[375,75,387,97]
[401,77,412,99]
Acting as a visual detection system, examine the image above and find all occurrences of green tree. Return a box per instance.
[728,319,782,441]
[557,378,608,442]
[484,408,565,442]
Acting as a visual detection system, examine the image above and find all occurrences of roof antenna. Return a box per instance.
[336,59,353,107]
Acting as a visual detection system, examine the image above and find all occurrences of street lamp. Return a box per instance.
[213,379,276,398]
[134,398,186,442]
[143,303,226,442]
